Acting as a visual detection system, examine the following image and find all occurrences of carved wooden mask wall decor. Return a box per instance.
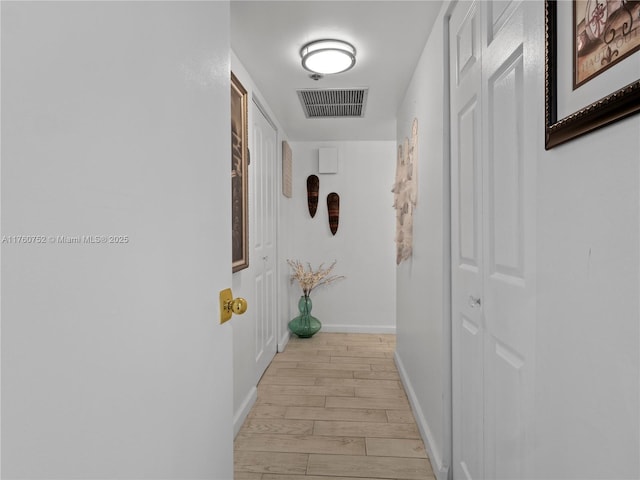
[327,192,340,235]
[307,175,319,218]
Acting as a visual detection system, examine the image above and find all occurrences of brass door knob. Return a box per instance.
[230,297,247,315]
[219,288,248,324]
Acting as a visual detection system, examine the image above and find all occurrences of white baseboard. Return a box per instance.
[395,351,449,480]
[233,386,257,438]
[319,324,396,334]
[278,328,291,352]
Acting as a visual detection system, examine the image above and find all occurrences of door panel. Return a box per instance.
[487,49,524,280]
[253,102,277,381]
[488,339,525,479]
[456,7,479,85]
[458,97,480,269]
[487,0,519,45]
[459,314,483,480]
[482,4,536,477]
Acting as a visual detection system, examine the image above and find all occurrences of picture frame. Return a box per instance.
[282,140,292,198]
[545,0,640,150]
[573,0,640,88]
[231,72,249,272]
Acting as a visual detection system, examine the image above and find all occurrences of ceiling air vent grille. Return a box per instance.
[297,88,368,118]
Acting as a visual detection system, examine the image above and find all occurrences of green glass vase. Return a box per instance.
[288,295,321,338]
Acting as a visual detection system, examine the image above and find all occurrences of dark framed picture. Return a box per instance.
[574,0,640,88]
[231,72,249,272]
[282,140,292,198]
[545,0,640,149]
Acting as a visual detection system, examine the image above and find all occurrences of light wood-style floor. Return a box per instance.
[234,332,435,480]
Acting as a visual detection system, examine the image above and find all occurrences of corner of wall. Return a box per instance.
[394,351,449,480]
[395,3,452,478]
[278,328,291,352]
[233,386,257,438]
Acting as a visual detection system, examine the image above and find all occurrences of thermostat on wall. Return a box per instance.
[318,147,338,174]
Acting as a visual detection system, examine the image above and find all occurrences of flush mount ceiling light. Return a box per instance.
[300,39,356,75]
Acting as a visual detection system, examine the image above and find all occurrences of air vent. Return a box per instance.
[297,88,368,118]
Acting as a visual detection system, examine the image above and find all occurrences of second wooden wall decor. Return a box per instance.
[327,192,340,235]
[307,175,319,218]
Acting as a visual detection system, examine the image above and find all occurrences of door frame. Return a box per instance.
[442,2,457,479]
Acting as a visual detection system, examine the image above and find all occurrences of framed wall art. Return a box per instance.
[545,0,640,149]
[231,72,249,272]
[282,140,292,198]
[574,0,640,88]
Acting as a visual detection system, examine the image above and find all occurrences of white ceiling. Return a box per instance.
[230,1,443,141]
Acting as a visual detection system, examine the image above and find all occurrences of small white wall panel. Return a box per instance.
[319,147,338,173]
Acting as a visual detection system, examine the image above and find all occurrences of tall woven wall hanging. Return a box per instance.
[391,118,418,264]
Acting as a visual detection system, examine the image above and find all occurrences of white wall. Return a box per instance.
[229,51,292,435]
[396,1,640,479]
[394,4,449,479]
[1,2,234,478]
[285,141,396,333]
[535,108,640,479]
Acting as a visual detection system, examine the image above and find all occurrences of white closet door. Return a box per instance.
[253,102,278,381]
[451,2,484,478]
[450,1,538,478]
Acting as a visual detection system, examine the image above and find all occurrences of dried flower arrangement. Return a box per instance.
[287,259,345,298]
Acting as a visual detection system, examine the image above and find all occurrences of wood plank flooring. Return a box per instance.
[234,333,435,480]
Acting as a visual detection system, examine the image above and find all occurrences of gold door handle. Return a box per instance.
[229,297,248,315]
[219,288,248,324]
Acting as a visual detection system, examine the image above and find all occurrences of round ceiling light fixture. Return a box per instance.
[300,39,356,75]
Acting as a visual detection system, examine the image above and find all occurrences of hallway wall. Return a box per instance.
[285,141,396,333]
[535,83,640,479]
[229,52,397,428]
[395,6,448,479]
[230,51,292,435]
[1,2,234,478]
[396,2,639,479]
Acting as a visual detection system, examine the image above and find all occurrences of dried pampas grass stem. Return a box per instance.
[287,259,345,297]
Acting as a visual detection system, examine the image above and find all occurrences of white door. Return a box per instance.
[252,100,278,381]
[450,1,538,478]
[450,2,484,478]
